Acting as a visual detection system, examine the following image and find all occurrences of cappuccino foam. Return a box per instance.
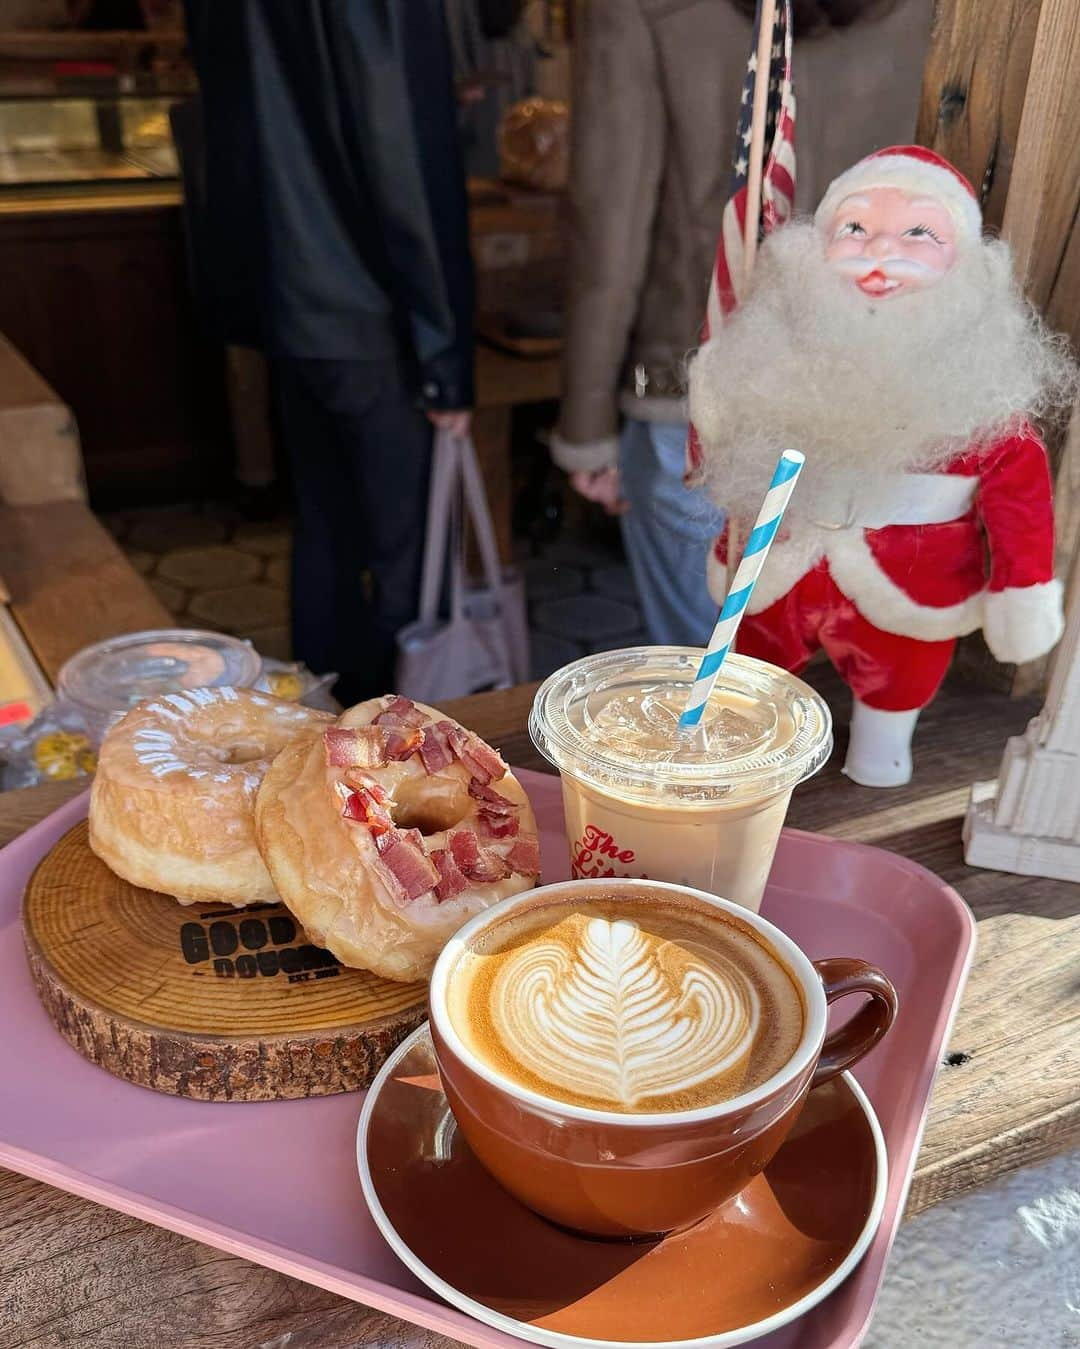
[448,892,805,1113]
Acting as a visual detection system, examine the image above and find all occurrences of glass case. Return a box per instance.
[0,94,179,186]
[0,24,190,193]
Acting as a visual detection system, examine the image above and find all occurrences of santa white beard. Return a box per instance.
[688,221,1076,530]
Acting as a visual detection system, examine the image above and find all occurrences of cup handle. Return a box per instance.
[810,958,898,1089]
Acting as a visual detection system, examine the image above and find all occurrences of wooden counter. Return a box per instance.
[1,668,1077,1346]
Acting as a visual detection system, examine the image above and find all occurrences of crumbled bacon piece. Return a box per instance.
[419,721,454,773]
[448,829,509,882]
[342,786,394,837]
[431,847,469,902]
[471,849,511,882]
[380,833,439,903]
[447,727,506,785]
[325,726,389,768]
[343,773,389,804]
[384,726,424,761]
[375,695,426,728]
[507,835,542,876]
[448,829,480,872]
[476,810,520,840]
[467,780,517,814]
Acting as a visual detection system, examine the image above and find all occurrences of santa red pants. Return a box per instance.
[734,561,956,711]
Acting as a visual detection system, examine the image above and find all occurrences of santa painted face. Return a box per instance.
[824,186,957,298]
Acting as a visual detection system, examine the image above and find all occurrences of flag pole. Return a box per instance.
[742,0,778,283]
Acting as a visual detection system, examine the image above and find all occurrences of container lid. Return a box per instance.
[57,629,261,717]
[529,646,832,806]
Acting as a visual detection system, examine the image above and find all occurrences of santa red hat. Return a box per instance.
[814,145,983,242]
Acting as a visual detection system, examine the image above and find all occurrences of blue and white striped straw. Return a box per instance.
[680,449,805,728]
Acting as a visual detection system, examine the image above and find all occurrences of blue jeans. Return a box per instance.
[619,419,724,647]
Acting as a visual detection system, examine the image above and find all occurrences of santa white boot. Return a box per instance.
[843,700,920,788]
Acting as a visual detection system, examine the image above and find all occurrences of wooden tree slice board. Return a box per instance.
[22,822,428,1102]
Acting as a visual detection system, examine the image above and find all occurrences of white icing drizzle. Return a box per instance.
[144,702,181,722]
[490,917,760,1108]
[130,689,263,783]
[132,727,187,777]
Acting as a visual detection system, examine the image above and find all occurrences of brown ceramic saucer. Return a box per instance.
[357,1026,888,1349]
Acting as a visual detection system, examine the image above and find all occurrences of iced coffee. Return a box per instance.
[529,648,832,912]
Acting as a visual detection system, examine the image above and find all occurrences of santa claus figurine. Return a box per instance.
[689,145,1076,787]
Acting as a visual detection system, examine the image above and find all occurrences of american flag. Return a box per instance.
[705,0,796,334]
[687,0,795,481]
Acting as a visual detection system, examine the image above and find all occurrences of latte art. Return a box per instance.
[491,917,760,1108]
[450,895,805,1114]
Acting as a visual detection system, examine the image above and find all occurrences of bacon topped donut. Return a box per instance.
[254,696,540,981]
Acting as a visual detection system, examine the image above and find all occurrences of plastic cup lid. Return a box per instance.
[529,646,833,806]
[57,628,262,716]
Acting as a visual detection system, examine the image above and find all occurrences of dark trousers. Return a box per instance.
[274,357,433,705]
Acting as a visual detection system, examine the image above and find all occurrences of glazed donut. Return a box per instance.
[89,686,332,907]
[255,695,541,982]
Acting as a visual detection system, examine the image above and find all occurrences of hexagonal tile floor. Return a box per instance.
[108,503,648,679]
[105,504,293,661]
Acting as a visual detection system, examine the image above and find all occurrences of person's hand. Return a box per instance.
[570,466,628,516]
[426,409,472,438]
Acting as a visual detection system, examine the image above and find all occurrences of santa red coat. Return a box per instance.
[707,424,1064,667]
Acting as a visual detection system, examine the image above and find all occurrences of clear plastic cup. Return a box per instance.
[529,647,832,912]
[57,628,261,746]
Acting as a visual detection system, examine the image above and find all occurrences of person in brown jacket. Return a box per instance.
[550,0,932,646]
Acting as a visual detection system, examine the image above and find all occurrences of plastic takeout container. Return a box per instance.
[57,628,261,745]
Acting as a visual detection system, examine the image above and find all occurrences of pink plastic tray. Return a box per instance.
[0,769,975,1349]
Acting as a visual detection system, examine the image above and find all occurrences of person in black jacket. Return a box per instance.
[184,0,474,702]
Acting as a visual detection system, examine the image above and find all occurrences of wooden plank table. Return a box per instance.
[1,670,1077,1348]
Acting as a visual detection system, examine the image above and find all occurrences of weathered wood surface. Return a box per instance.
[1000,0,1080,326]
[998,0,1080,695]
[1,672,1077,1347]
[22,822,427,1102]
[0,501,171,683]
[916,0,1042,230]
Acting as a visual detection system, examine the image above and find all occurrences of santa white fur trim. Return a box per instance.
[825,531,985,641]
[708,533,826,611]
[814,155,982,243]
[746,535,827,614]
[982,580,1065,664]
[706,542,728,606]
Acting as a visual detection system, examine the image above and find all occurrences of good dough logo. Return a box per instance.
[179,905,340,982]
[571,823,641,879]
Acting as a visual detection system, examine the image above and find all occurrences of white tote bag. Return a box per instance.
[395,429,530,701]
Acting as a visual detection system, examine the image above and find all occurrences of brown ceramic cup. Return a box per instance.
[429,879,897,1239]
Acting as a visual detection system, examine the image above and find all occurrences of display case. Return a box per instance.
[0,93,179,188]
[0,29,227,507]
[0,26,189,203]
